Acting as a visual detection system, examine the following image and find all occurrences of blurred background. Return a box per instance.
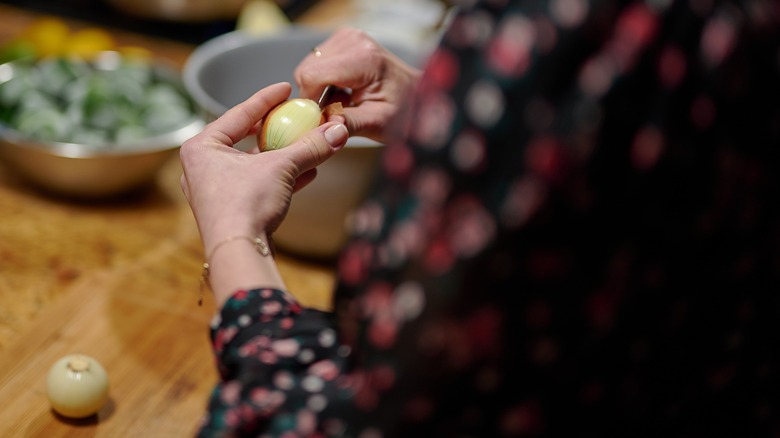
[0,0,450,46]
[0,0,319,44]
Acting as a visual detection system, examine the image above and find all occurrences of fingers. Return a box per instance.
[202,82,292,146]
[339,101,395,142]
[180,82,291,175]
[293,168,318,193]
[180,81,349,215]
[292,27,420,144]
[275,121,349,178]
[294,28,380,100]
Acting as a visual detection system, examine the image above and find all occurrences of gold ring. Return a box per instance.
[312,47,322,57]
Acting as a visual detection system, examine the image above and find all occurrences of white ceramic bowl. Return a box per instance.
[183,28,421,258]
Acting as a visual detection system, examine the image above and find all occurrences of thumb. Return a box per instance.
[282,122,349,177]
[341,102,389,143]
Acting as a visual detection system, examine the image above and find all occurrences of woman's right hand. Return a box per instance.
[294,27,422,144]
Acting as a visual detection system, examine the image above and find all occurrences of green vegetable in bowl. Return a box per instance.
[0,54,196,146]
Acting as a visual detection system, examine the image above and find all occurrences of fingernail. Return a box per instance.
[324,123,348,148]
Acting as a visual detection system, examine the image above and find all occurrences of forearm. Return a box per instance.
[204,234,286,309]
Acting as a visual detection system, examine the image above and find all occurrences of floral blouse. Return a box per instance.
[199,0,780,436]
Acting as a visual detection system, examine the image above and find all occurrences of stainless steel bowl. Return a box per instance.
[0,120,202,198]
[0,54,205,198]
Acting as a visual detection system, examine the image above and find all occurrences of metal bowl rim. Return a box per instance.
[0,52,206,159]
[182,27,333,118]
[0,117,204,159]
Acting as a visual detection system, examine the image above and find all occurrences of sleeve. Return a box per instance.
[197,288,353,437]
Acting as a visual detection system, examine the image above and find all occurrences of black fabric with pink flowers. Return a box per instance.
[199,0,780,436]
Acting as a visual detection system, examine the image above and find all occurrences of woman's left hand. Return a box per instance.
[179,82,349,257]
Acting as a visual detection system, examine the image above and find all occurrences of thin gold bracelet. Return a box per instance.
[199,236,271,306]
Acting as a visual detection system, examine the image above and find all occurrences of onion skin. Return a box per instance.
[46,354,110,418]
[259,98,324,151]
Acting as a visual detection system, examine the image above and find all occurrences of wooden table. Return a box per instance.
[0,3,349,436]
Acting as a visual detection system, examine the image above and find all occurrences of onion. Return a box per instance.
[46,354,109,418]
[258,98,324,151]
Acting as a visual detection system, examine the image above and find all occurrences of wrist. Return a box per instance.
[201,234,285,308]
[206,235,271,262]
[204,230,269,258]
[199,218,268,255]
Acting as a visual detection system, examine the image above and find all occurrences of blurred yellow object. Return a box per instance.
[22,17,69,57]
[15,19,118,60]
[117,45,153,61]
[236,0,290,36]
[61,28,116,59]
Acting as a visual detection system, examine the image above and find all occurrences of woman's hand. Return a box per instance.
[294,27,421,144]
[179,82,349,305]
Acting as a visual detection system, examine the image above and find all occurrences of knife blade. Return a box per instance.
[317,85,335,108]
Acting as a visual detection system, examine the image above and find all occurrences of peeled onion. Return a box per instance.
[46,354,109,418]
[258,98,324,151]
